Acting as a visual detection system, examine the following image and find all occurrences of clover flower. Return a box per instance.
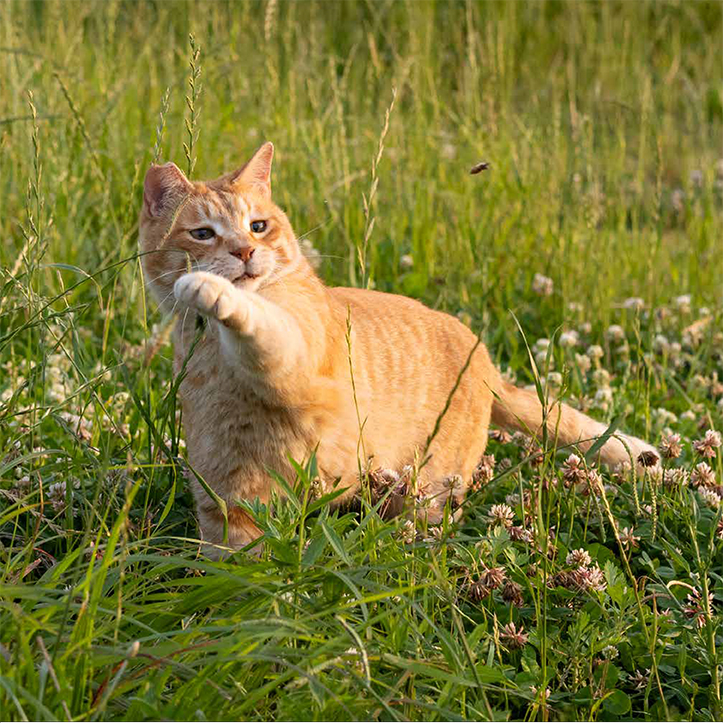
[566,548,592,568]
[532,273,554,297]
[509,526,534,544]
[559,330,579,348]
[488,503,514,528]
[471,454,495,490]
[554,564,607,593]
[659,433,683,460]
[500,622,528,649]
[502,581,524,607]
[467,579,490,602]
[46,479,80,512]
[575,353,592,374]
[619,527,640,549]
[592,368,611,388]
[586,344,604,361]
[563,454,587,487]
[698,487,722,509]
[623,297,645,311]
[691,462,716,488]
[399,520,416,545]
[652,407,679,428]
[592,386,613,413]
[442,474,464,493]
[693,430,721,459]
[545,372,563,390]
[663,468,689,488]
[683,589,712,629]
[489,429,512,443]
[674,295,692,314]
[629,669,650,691]
[399,254,414,271]
[481,566,507,590]
[605,325,625,343]
[637,450,660,469]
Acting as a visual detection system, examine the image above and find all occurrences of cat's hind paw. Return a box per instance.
[174,271,240,321]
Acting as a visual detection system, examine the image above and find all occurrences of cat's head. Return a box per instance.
[139,142,303,309]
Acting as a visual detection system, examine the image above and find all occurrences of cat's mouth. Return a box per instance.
[232,270,267,288]
[230,263,275,288]
[232,271,259,284]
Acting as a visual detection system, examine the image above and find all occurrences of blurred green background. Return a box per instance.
[1,0,721,352]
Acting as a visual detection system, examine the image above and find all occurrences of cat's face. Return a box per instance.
[139,143,301,310]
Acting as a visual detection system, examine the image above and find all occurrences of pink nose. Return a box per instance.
[230,246,254,262]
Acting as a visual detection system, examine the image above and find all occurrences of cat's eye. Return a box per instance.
[190,228,215,241]
[250,220,267,234]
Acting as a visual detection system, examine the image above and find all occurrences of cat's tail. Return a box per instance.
[490,377,658,469]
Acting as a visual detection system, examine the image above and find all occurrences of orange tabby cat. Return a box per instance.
[139,143,657,557]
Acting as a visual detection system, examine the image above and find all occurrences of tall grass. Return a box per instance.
[1,1,722,720]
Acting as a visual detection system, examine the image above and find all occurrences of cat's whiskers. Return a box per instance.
[154,264,203,313]
[148,260,205,304]
[155,287,181,313]
[179,305,194,349]
[147,267,189,286]
[296,219,330,243]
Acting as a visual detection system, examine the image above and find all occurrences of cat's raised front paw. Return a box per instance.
[174,271,240,321]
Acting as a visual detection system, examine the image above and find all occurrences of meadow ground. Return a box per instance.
[1,1,723,720]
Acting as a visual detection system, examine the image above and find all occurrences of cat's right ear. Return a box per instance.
[143,163,192,217]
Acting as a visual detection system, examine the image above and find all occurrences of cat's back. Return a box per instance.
[322,284,494,474]
[328,285,476,350]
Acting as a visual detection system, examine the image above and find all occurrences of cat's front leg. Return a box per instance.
[197,499,263,559]
[174,271,307,375]
[173,271,248,325]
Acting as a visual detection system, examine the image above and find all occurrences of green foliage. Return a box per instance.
[1,0,722,720]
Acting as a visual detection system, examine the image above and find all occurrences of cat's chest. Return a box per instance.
[172,326,304,454]
[175,330,269,418]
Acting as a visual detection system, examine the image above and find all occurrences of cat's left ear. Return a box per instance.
[231,142,274,196]
[143,162,192,217]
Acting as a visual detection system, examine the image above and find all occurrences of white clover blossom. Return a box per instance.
[532,273,554,297]
[623,297,645,311]
[559,330,579,348]
[400,254,414,271]
[674,295,692,314]
[575,353,591,374]
[605,325,625,343]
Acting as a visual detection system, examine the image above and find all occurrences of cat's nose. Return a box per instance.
[230,246,255,262]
